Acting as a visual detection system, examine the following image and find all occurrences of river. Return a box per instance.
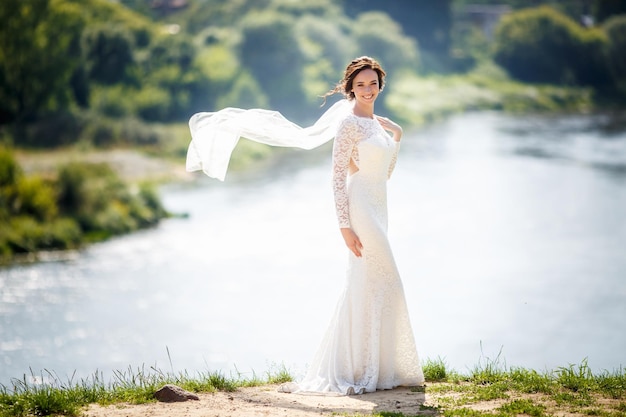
[1,111,625,386]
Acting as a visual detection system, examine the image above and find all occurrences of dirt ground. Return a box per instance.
[84,385,436,417]
[83,382,625,417]
[15,148,191,183]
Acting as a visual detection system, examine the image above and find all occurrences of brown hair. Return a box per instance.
[322,56,386,104]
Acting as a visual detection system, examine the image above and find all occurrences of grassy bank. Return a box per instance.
[0,358,623,417]
[0,147,171,264]
[385,62,595,126]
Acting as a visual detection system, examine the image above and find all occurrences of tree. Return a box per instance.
[493,6,609,85]
[0,0,85,123]
[604,15,626,87]
[82,24,135,85]
[238,11,306,118]
[593,0,626,23]
[341,0,452,54]
[352,12,419,74]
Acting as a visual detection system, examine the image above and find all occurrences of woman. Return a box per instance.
[186,56,424,396]
[288,56,424,395]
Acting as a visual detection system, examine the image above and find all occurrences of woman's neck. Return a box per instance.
[352,102,374,119]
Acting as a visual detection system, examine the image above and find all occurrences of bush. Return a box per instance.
[57,162,124,227]
[56,161,168,235]
[14,176,58,221]
[119,117,161,146]
[0,151,169,260]
[494,6,609,86]
[4,216,44,253]
[84,119,120,147]
[0,147,20,222]
[2,216,82,254]
[0,146,20,187]
[18,111,87,148]
[90,85,136,118]
[134,86,171,121]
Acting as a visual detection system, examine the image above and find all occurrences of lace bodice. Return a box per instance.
[332,114,400,228]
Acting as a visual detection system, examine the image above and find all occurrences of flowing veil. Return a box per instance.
[186,99,353,180]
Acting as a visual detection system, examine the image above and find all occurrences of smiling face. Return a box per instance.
[351,68,380,107]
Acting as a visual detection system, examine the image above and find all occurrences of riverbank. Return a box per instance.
[2,359,624,417]
[0,147,174,264]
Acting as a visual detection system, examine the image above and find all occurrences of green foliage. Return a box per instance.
[352,12,419,75]
[604,15,626,87]
[0,146,21,188]
[134,86,171,122]
[596,367,626,399]
[81,24,136,85]
[423,357,449,382]
[0,149,169,261]
[508,367,554,394]
[1,359,625,417]
[0,363,294,417]
[498,398,548,417]
[556,359,596,393]
[175,0,273,34]
[13,176,58,221]
[469,348,507,384]
[2,0,626,153]
[57,162,129,232]
[90,85,136,119]
[238,10,307,118]
[3,216,82,253]
[0,0,85,122]
[494,6,610,86]
[215,71,269,110]
[147,33,196,72]
[343,0,452,54]
[264,363,293,385]
[294,16,353,103]
[594,0,626,23]
[385,64,592,126]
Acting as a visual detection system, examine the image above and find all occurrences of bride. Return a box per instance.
[187,56,424,395]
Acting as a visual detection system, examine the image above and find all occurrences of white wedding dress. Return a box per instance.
[293,113,424,395]
[186,101,424,396]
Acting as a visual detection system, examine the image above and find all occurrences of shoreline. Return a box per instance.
[2,358,624,417]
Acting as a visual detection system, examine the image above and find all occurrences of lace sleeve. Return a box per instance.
[387,140,401,179]
[332,118,358,228]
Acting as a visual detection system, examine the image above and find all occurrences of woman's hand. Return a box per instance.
[376,116,403,142]
[340,228,363,257]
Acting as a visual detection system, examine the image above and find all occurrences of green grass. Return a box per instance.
[0,362,293,417]
[421,357,625,417]
[1,358,624,417]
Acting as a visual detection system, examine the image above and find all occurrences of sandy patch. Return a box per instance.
[84,386,434,417]
[15,149,192,183]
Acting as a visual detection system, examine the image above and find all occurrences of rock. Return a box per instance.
[154,384,200,402]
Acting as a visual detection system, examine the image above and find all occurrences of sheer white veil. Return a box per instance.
[186,99,353,181]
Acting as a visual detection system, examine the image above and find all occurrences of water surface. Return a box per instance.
[1,112,625,386]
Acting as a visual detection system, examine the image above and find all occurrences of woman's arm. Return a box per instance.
[332,118,363,257]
